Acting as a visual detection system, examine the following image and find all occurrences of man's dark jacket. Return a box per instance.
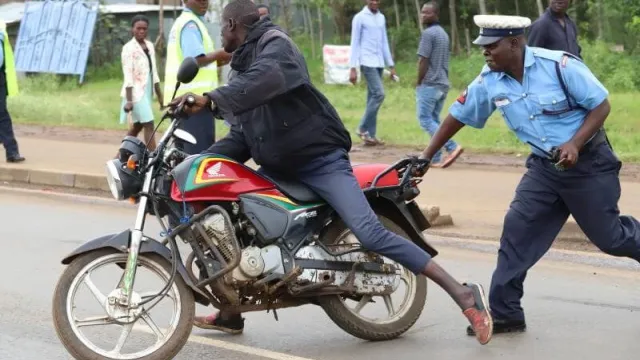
[205,19,352,174]
[527,7,582,59]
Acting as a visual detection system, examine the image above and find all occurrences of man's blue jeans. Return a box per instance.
[358,66,385,138]
[261,149,431,274]
[416,85,457,163]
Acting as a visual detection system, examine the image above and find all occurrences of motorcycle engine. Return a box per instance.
[231,245,286,282]
[194,214,286,283]
[197,213,237,264]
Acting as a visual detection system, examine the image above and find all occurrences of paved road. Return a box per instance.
[2,191,640,360]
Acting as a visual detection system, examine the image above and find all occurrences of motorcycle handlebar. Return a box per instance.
[369,156,426,189]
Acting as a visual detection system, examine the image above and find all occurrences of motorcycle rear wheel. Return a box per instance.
[52,249,195,360]
[318,215,428,341]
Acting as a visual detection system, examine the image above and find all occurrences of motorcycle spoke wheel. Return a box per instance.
[318,215,428,341]
[53,250,194,360]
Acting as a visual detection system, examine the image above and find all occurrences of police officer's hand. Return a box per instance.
[412,156,431,177]
[556,141,580,169]
[169,93,208,115]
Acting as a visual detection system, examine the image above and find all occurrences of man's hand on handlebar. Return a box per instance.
[169,93,211,116]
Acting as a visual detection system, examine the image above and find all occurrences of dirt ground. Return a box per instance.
[15,123,640,182]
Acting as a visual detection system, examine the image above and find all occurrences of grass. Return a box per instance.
[8,56,640,161]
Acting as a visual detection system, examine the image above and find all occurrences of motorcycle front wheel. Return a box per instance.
[52,249,195,360]
[317,215,428,342]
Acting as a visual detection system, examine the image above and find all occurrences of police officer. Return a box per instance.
[0,20,24,163]
[418,14,640,335]
[164,0,231,154]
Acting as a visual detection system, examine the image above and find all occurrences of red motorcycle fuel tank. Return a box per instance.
[170,154,276,202]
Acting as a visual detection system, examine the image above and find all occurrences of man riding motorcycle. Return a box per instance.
[170,0,493,345]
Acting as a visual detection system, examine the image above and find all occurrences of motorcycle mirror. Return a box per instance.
[177,57,200,84]
[173,129,197,145]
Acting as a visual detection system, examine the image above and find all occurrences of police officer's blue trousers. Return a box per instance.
[177,108,215,155]
[260,149,432,274]
[490,142,640,321]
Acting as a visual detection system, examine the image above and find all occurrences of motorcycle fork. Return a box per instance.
[119,162,156,306]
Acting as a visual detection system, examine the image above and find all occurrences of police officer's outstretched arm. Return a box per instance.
[556,56,611,167]
[420,74,496,162]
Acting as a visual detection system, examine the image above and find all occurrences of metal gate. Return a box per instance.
[13,0,99,83]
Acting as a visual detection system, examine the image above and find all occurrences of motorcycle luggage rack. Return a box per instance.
[166,205,242,289]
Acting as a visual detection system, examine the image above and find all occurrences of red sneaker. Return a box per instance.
[462,283,493,345]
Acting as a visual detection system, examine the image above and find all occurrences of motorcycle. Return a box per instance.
[52,57,440,360]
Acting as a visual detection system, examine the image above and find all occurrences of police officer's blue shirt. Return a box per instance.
[180,8,206,58]
[449,46,609,157]
[0,32,5,69]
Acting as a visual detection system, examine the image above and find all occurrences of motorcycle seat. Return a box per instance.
[262,174,323,204]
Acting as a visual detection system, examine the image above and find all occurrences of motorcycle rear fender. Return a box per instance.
[367,192,439,258]
[61,229,210,306]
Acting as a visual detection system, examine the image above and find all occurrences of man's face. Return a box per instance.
[221,18,240,53]
[482,37,516,72]
[550,0,569,12]
[258,7,269,18]
[421,5,437,25]
[186,0,209,16]
[366,0,380,12]
[132,20,148,41]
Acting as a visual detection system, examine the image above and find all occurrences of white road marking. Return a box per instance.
[136,326,316,360]
[185,332,317,360]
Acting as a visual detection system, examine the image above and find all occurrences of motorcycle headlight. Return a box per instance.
[105,159,143,200]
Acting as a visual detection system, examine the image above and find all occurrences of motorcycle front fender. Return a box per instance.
[61,229,210,306]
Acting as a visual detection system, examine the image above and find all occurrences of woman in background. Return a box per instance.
[119,14,163,151]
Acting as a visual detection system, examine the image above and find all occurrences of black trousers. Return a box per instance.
[0,84,19,158]
[489,141,640,321]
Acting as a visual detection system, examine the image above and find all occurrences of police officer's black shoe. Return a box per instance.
[467,318,526,336]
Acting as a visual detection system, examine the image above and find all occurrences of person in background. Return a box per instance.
[349,0,396,146]
[164,0,232,154]
[119,15,163,152]
[415,1,463,168]
[0,21,23,163]
[527,0,581,58]
[257,4,270,18]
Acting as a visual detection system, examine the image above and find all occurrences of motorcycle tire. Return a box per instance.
[52,249,196,360]
[317,215,428,342]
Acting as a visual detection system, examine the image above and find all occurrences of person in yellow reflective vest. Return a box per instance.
[164,0,231,154]
[0,21,24,163]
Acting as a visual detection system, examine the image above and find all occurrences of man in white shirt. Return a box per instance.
[349,0,396,146]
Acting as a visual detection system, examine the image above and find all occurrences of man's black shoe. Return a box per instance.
[6,154,25,163]
[467,318,526,336]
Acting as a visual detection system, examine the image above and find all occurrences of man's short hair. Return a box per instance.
[257,4,269,12]
[425,1,440,14]
[223,0,260,25]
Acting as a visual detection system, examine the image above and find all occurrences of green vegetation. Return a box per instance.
[8,36,640,160]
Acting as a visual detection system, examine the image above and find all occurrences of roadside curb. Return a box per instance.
[0,166,110,192]
[427,221,589,245]
[0,165,458,227]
